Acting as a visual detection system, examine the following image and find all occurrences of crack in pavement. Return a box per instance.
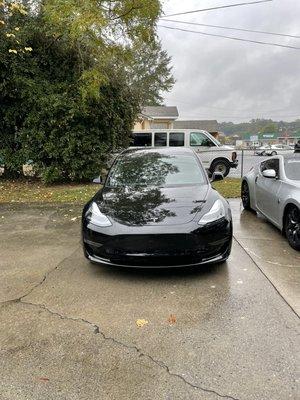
[0,242,240,399]
[16,300,240,400]
[0,246,80,306]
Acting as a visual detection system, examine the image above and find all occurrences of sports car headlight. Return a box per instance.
[198,199,226,226]
[86,202,112,227]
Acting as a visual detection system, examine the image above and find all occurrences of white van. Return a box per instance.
[131,130,238,177]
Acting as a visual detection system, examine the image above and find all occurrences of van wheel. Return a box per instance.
[210,160,230,177]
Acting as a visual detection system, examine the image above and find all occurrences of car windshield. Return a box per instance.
[284,159,300,180]
[107,152,206,188]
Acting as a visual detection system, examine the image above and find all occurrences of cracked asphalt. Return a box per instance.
[0,201,299,400]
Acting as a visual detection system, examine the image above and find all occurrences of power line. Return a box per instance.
[163,0,273,18]
[158,25,300,51]
[162,19,300,40]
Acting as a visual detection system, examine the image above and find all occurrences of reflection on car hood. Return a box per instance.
[94,185,210,226]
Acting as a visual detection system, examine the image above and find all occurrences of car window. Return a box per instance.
[260,159,280,177]
[169,132,184,147]
[107,153,206,188]
[284,159,300,180]
[132,132,152,147]
[190,132,215,147]
[154,132,167,147]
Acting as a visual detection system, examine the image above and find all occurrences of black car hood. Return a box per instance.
[94,185,210,226]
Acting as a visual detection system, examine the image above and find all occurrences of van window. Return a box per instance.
[132,132,152,147]
[154,132,167,146]
[169,132,184,147]
[190,132,215,147]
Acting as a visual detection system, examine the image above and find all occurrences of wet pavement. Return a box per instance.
[0,202,299,400]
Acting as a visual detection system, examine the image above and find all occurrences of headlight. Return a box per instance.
[198,199,226,226]
[86,202,112,227]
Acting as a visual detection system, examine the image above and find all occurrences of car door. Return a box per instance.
[255,158,282,225]
[189,131,216,169]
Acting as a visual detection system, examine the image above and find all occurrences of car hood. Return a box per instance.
[94,185,210,226]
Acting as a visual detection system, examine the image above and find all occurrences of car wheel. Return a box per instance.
[271,151,277,156]
[285,206,300,251]
[210,160,230,177]
[261,151,266,156]
[241,181,252,210]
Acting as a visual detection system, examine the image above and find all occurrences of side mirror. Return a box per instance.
[262,169,276,179]
[92,176,102,184]
[211,172,224,182]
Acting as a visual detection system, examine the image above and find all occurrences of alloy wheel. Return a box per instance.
[241,181,251,210]
[285,207,300,251]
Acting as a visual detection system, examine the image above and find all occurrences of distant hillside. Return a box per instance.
[219,119,300,137]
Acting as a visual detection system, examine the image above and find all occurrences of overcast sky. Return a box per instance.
[158,0,300,123]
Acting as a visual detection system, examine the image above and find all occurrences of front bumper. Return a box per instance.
[82,219,232,268]
[230,160,238,169]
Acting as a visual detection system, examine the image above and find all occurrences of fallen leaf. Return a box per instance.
[38,377,49,382]
[168,314,176,325]
[136,319,148,328]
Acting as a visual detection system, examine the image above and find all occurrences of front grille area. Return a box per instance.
[84,230,231,267]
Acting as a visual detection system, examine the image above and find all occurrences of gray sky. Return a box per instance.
[158,0,300,122]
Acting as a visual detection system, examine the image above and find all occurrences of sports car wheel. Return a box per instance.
[241,181,252,210]
[285,206,300,251]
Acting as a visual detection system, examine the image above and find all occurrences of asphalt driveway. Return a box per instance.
[0,201,299,400]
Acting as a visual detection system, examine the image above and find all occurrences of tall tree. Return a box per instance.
[124,40,175,105]
[0,1,175,180]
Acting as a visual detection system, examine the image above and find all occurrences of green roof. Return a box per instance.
[260,132,278,139]
[242,132,279,140]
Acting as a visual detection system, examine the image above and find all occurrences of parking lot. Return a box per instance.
[229,151,270,178]
[0,201,299,400]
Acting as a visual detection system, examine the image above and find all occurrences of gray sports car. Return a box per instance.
[241,153,300,250]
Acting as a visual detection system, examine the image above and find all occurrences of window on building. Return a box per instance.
[169,132,185,147]
[154,132,167,146]
[190,132,215,147]
[132,132,152,147]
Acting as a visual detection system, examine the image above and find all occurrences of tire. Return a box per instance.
[241,180,252,211]
[284,206,300,251]
[271,151,277,156]
[210,160,230,177]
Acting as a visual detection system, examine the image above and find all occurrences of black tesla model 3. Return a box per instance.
[82,148,232,268]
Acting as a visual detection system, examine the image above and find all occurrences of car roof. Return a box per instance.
[122,147,196,156]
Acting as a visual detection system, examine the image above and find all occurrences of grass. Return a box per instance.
[0,180,100,204]
[212,178,241,198]
[0,178,242,204]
